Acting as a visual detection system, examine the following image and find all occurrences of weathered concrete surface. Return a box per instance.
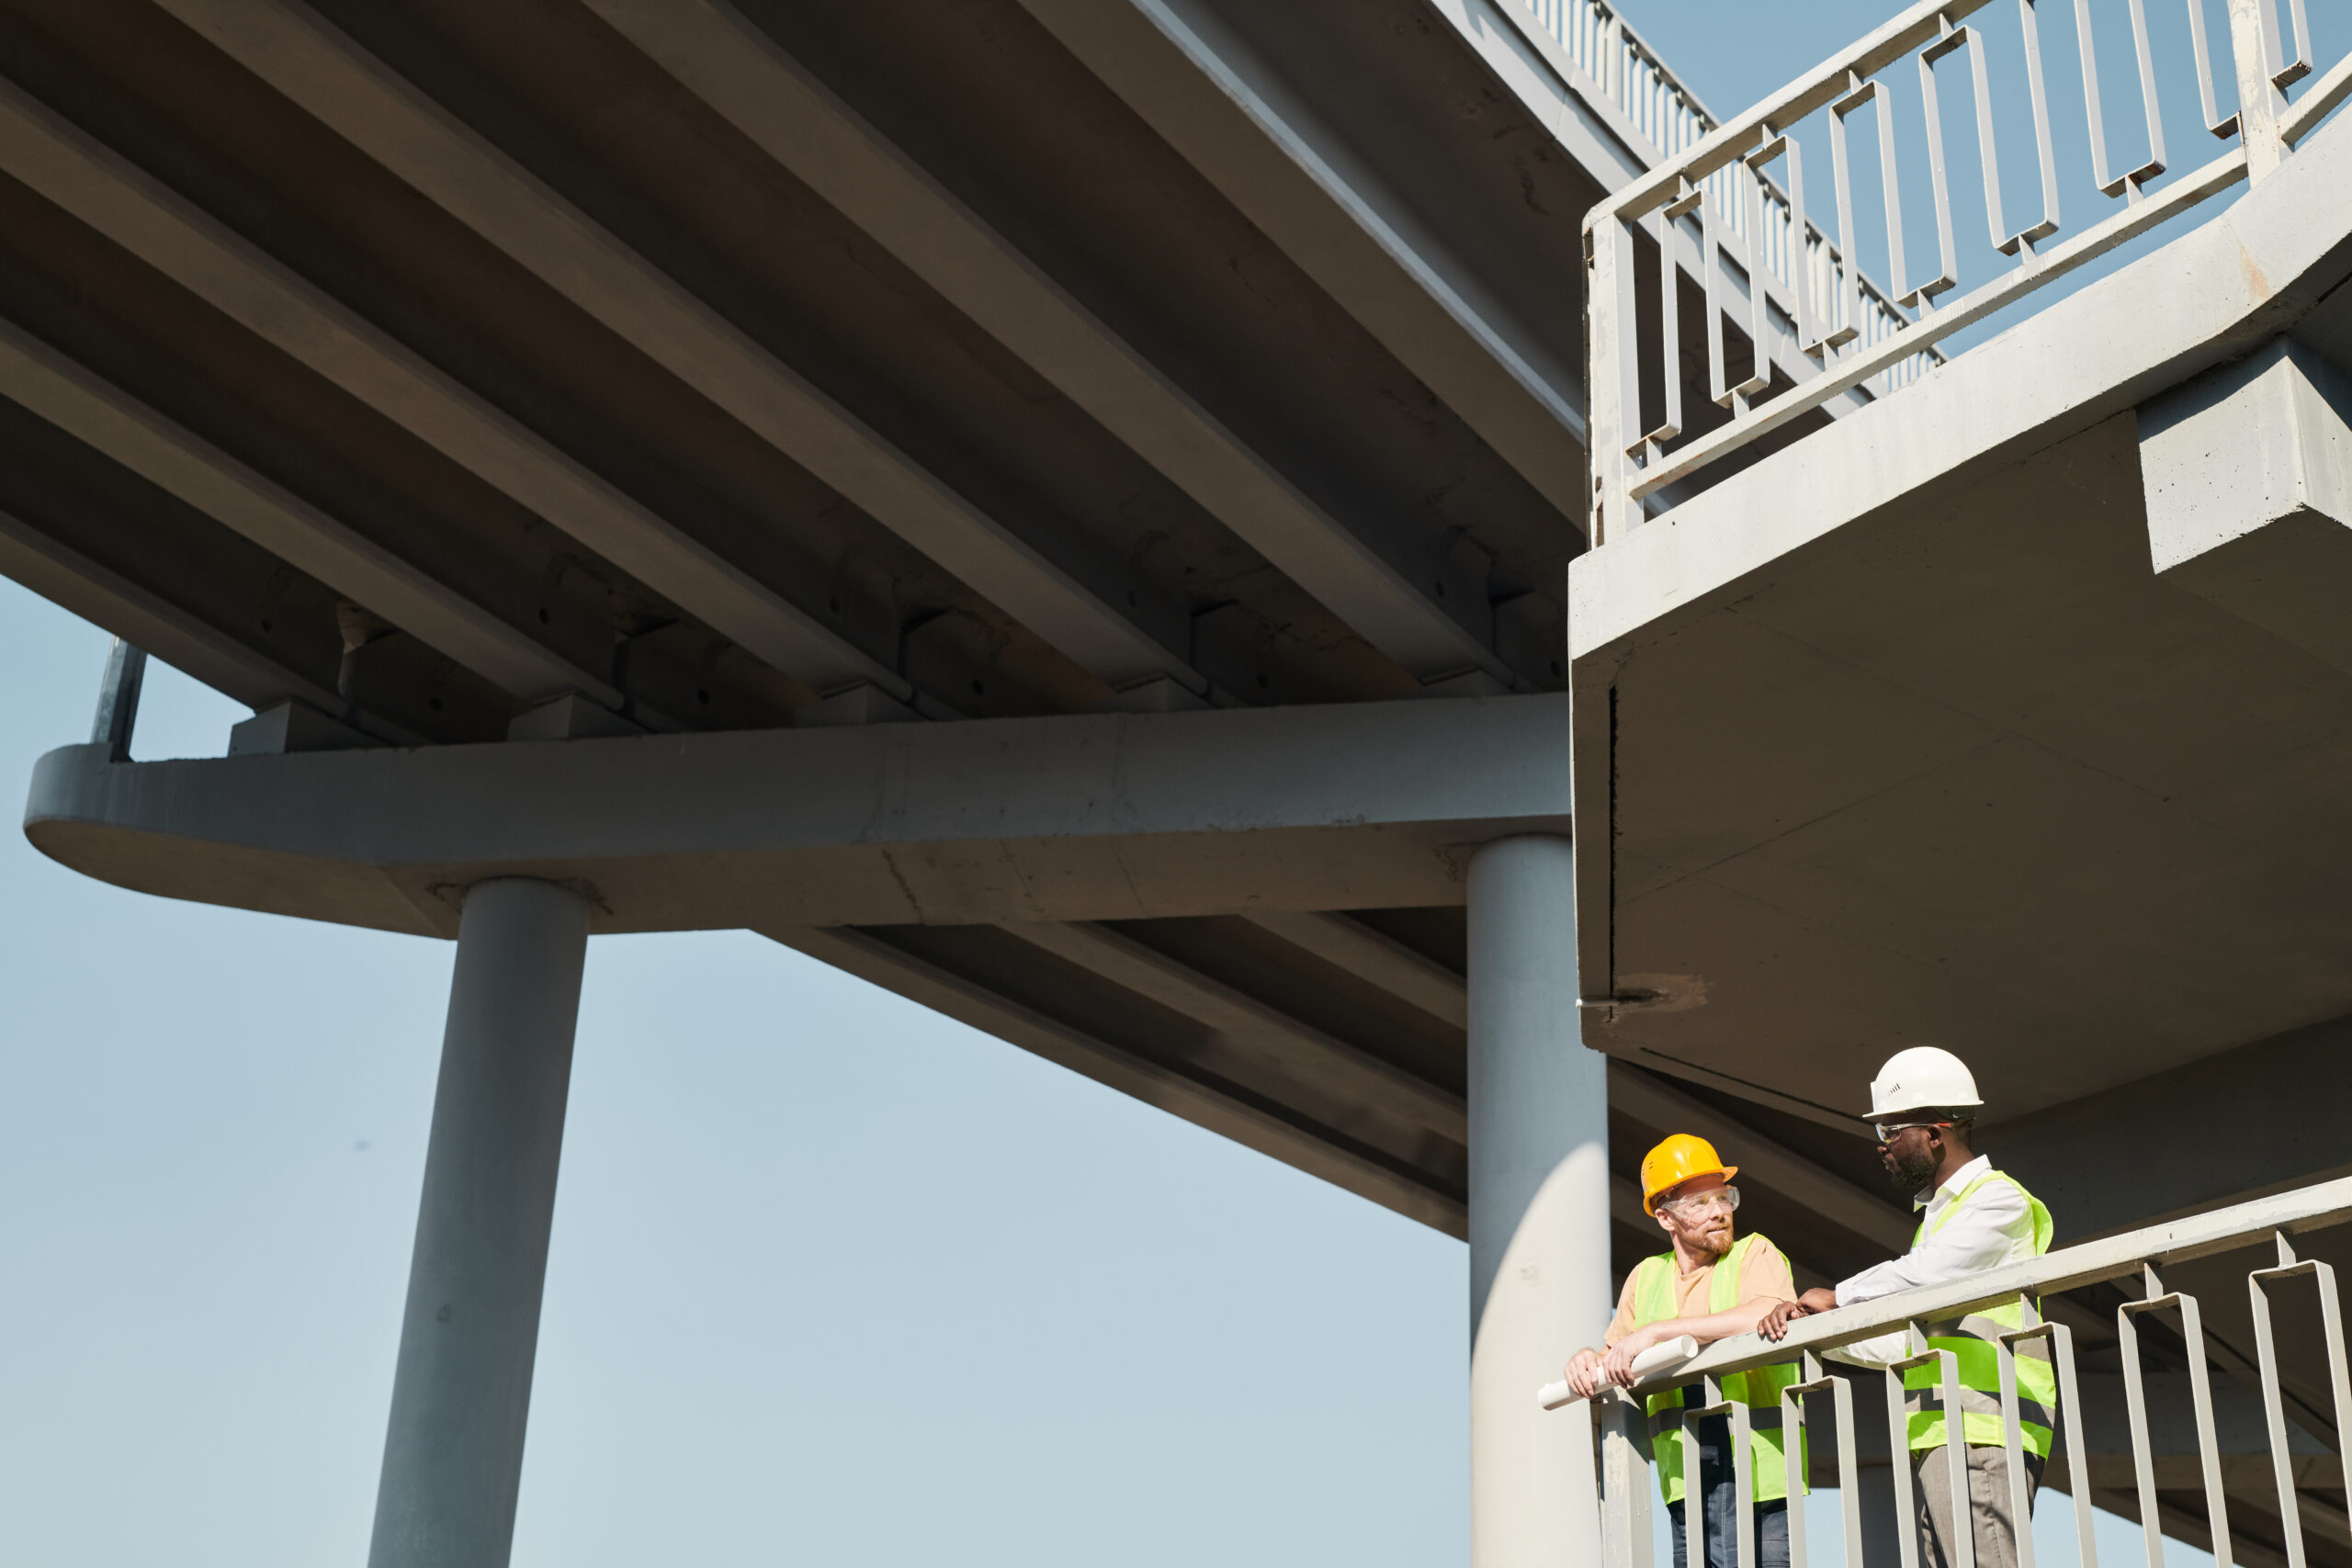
[2144,338,2352,672]
[1566,107,2352,1122]
[1466,834,1604,1568]
[368,878,587,1568]
[24,694,1571,935]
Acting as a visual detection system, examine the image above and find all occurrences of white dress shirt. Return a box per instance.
[1828,1155,2029,1366]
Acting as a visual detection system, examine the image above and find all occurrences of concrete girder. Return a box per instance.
[0,503,422,745]
[1012,0,1584,642]
[567,0,1509,694]
[1993,1010,2352,1245]
[1241,908,1470,1028]
[0,315,625,713]
[997,919,1466,1143]
[156,0,1209,703]
[22,693,1574,935]
[0,72,902,705]
[2143,337,2352,674]
[764,922,1468,1235]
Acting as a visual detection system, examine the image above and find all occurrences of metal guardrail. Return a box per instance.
[1521,0,1934,439]
[1580,0,2352,545]
[1555,1173,2352,1568]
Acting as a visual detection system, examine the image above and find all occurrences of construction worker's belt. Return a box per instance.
[1900,1170,2058,1456]
[1634,1233,1807,1505]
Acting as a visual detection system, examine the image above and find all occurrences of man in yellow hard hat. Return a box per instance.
[1560,1134,1804,1568]
[1759,1046,2054,1568]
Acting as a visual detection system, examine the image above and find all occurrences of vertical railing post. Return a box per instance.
[89,637,147,762]
[2227,0,2291,179]
[2249,1230,2352,1568]
[1596,1393,1653,1568]
[1585,215,1641,545]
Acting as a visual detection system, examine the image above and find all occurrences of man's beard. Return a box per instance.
[1886,1147,1939,1190]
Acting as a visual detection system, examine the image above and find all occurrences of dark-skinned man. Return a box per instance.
[1760,1047,2055,1568]
[1561,1134,1804,1568]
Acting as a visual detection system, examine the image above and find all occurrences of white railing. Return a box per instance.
[1524,0,1936,436]
[1580,0,2352,545]
[1550,1173,2352,1568]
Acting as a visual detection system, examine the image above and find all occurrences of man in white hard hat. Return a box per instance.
[1758,1047,2055,1568]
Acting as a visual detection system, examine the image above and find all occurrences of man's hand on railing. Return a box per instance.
[1561,1347,1610,1401]
[1757,1287,1838,1341]
[1599,1323,1679,1388]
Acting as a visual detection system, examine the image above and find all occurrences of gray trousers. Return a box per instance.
[1914,1442,2044,1568]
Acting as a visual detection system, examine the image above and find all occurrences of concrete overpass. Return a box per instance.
[9,0,2352,1565]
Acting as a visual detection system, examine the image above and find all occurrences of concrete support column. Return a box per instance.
[1468,833,1609,1568]
[368,877,591,1568]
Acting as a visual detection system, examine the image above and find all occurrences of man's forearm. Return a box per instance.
[1652,1297,1785,1346]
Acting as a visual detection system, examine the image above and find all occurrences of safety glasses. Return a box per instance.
[1871,1120,1946,1145]
[1659,1185,1740,1218]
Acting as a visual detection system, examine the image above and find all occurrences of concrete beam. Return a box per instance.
[1012,0,1588,545]
[998,919,1464,1141]
[23,692,1574,935]
[1240,908,1468,1028]
[1605,1066,1914,1253]
[157,0,1206,701]
[1992,1010,2352,1244]
[0,316,619,711]
[0,73,899,703]
[764,922,1467,1235]
[0,503,419,743]
[570,0,1505,690]
[2143,337,2352,673]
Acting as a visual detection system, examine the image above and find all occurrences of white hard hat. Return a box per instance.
[1868,1046,1983,1119]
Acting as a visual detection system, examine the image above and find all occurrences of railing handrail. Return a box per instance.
[1577,1170,2352,1401]
[1583,0,1994,235]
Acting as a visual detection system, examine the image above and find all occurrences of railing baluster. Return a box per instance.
[1597,1392,1654,1568]
[2050,1322,2098,1568]
[2247,1228,2352,1568]
[2274,0,2312,86]
[2121,1264,2238,1568]
[2188,0,2244,140]
[1648,181,1703,458]
[1587,210,1641,545]
[1784,1363,1813,1568]
[1888,1325,1928,1568]
[1916,22,1970,309]
[2014,0,2064,254]
[1728,1377,1756,1568]
[1996,1325,2037,1568]
[2116,1269,2167,1568]
[2076,0,2169,200]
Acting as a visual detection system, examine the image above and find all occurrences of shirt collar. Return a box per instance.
[1912,1152,1991,1212]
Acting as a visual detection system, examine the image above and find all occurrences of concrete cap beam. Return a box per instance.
[23,692,1573,936]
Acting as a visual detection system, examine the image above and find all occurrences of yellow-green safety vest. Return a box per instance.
[1633,1233,1808,1505]
[1900,1170,2057,1455]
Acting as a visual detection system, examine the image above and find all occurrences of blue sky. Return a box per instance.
[2,2,2310,1562]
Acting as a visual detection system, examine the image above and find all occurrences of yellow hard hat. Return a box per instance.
[1640,1133,1737,1214]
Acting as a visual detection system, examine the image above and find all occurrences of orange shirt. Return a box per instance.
[1601,1235,1795,1347]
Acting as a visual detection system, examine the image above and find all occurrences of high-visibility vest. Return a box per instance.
[1634,1233,1807,1504]
[1900,1170,2058,1454]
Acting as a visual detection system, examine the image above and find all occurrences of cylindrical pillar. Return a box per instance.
[1468,833,1610,1568]
[368,877,591,1568]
